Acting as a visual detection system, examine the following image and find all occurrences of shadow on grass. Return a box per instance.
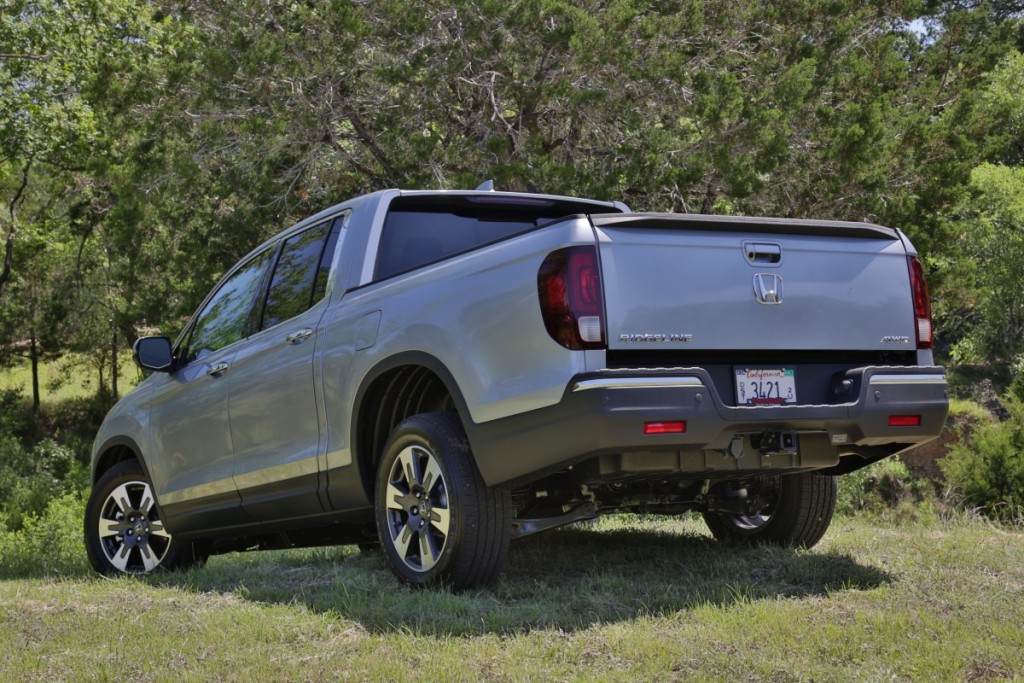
[144,524,893,636]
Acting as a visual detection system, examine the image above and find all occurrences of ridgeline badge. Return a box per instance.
[619,333,693,343]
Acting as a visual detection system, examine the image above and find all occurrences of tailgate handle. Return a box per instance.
[744,242,782,265]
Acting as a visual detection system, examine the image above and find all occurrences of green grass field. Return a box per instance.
[1,359,1020,680]
[2,512,1022,681]
[0,352,139,403]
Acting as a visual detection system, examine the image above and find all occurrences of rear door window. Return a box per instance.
[260,218,342,330]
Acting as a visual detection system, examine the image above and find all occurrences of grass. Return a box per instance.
[0,352,139,403]
[2,512,1022,681]
[949,397,996,424]
[1,357,1020,679]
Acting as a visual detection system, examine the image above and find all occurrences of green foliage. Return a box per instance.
[949,397,995,424]
[0,490,90,579]
[1011,356,1024,403]
[0,382,100,534]
[0,0,1020,389]
[0,386,31,435]
[942,395,1024,522]
[0,0,175,166]
[942,163,1024,366]
[0,434,85,532]
[836,458,938,518]
[0,371,117,460]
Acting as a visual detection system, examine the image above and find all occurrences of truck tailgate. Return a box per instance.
[591,214,915,353]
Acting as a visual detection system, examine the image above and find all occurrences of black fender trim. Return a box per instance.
[91,435,173,532]
[343,350,474,505]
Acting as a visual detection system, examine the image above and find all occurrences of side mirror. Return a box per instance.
[133,336,175,372]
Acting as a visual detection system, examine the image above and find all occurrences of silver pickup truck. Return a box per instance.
[86,188,948,588]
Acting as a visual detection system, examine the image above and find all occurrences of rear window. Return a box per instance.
[375,210,535,280]
[373,194,622,280]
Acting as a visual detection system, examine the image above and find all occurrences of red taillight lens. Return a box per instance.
[644,421,686,435]
[538,246,605,350]
[889,415,922,427]
[907,256,933,350]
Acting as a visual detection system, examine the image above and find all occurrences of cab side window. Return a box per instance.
[260,218,343,331]
[186,248,274,362]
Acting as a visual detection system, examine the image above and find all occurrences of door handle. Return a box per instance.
[207,362,230,377]
[286,328,314,345]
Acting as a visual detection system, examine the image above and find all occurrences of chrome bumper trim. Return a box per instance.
[868,374,947,385]
[572,377,706,392]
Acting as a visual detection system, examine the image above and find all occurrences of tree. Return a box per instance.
[1,0,173,402]
[941,163,1024,366]
[0,174,76,410]
[4,0,1021,396]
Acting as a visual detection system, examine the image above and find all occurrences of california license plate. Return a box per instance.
[735,368,797,405]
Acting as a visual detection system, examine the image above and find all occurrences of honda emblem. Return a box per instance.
[753,273,784,305]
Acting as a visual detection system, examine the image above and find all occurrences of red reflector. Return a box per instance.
[888,415,922,427]
[644,421,686,435]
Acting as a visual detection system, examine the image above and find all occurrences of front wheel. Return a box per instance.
[703,473,837,548]
[84,460,197,575]
[374,413,511,589]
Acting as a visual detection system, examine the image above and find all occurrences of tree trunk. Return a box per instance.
[0,160,31,301]
[98,362,106,401]
[111,329,119,400]
[29,332,40,412]
[0,228,12,300]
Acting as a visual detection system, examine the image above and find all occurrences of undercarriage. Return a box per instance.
[509,426,848,539]
[510,468,792,538]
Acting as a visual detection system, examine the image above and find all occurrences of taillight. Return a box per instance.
[907,256,933,350]
[538,246,605,350]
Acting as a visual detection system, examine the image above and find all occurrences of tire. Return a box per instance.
[84,460,197,575]
[374,413,511,589]
[703,473,837,549]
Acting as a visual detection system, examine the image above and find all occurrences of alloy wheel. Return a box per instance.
[382,444,451,572]
[96,480,172,573]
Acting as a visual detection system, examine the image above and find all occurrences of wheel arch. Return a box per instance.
[92,436,151,485]
[90,437,174,533]
[351,351,473,503]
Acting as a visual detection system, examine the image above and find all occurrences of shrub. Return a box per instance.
[0,387,32,436]
[836,458,937,517]
[0,490,91,579]
[941,394,1024,523]
[42,395,114,463]
[0,435,85,532]
[1011,356,1024,403]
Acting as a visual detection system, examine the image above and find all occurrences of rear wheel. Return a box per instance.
[84,460,197,575]
[703,473,837,548]
[374,413,511,589]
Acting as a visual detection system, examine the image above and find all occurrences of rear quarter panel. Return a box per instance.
[317,217,598,473]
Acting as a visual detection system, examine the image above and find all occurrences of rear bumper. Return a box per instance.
[466,366,948,487]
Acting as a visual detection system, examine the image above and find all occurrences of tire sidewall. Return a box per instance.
[704,473,835,547]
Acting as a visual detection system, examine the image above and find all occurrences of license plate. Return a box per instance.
[735,368,797,405]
